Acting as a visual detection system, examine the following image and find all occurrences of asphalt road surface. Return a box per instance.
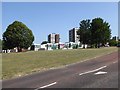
[2,51,118,89]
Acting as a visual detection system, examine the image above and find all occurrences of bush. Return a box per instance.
[109,40,117,46]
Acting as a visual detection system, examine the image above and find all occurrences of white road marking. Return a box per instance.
[94,71,107,75]
[35,82,57,90]
[79,66,107,76]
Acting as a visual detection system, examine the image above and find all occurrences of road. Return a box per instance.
[2,51,118,89]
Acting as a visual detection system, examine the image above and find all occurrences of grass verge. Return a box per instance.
[2,47,118,80]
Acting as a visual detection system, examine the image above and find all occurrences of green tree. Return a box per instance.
[90,18,111,47]
[0,39,2,50]
[3,21,34,52]
[109,39,117,46]
[77,19,91,45]
[41,41,49,45]
[2,40,6,50]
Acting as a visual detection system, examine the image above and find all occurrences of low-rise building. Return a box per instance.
[30,44,41,51]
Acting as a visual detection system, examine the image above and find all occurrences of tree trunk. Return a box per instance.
[17,47,22,52]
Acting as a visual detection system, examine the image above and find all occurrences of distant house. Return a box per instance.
[64,42,82,49]
[40,44,47,50]
[30,44,41,51]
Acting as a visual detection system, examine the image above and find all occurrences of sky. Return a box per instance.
[118,2,120,37]
[1,0,120,2]
[2,2,118,44]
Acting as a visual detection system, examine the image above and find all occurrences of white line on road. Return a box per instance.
[94,71,107,75]
[79,66,107,76]
[35,82,57,90]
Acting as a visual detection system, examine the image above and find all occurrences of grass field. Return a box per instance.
[2,47,118,80]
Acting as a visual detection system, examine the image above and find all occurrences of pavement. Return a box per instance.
[2,51,119,89]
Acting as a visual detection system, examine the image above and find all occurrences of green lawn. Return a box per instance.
[2,47,118,80]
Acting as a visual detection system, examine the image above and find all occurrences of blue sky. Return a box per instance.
[2,2,118,44]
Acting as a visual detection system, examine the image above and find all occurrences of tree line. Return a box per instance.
[1,17,118,52]
[77,17,111,48]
